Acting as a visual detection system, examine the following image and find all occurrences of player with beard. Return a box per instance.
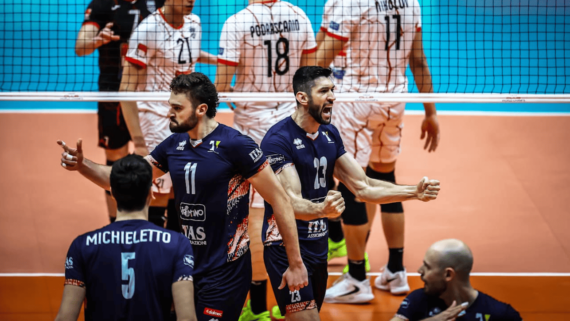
[57,73,308,321]
[260,66,441,320]
[120,0,217,229]
[391,239,522,321]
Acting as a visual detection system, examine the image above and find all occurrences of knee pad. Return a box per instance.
[366,167,404,213]
[338,182,368,226]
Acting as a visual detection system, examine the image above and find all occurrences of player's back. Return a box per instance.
[65,220,194,321]
[326,0,422,93]
[220,1,316,94]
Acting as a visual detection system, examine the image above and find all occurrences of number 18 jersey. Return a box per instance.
[261,117,346,260]
[218,1,317,118]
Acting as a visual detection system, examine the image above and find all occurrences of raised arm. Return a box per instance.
[75,22,120,57]
[172,280,197,321]
[58,139,163,191]
[334,154,440,204]
[276,165,344,221]
[248,165,309,292]
[54,285,86,321]
[119,61,148,156]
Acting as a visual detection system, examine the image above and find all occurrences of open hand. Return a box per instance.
[421,114,440,152]
[94,22,120,47]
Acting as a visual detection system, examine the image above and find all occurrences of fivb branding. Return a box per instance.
[85,229,171,246]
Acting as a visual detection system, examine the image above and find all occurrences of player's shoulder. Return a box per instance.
[216,124,257,147]
[476,292,522,319]
[185,13,201,24]
[264,117,294,142]
[404,288,430,303]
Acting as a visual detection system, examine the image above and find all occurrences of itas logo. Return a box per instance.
[180,203,206,221]
[293,138,305,150]
[183,254,194,268]
[204,307,223,318]
[181,225,207,245]
[329,21,340,31]
[177,140,187,150]
[249,148,263,162]
[65,257,73,269]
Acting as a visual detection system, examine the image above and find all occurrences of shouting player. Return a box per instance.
[214,0,317,319]
[75,0,165,223]
[120,0,217,229]
[57,73,308,321]
[261,66,440,320]
[55,154,196,321]
[316,0,441,302]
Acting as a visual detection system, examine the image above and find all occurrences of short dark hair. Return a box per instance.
[292,66,332,101]
[170,72,219,118]
[110,154,153,212]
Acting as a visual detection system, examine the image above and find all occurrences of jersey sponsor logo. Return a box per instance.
[204,308,223,318]
[218,47,224,55]
[307,219,327,238]
[249,148,263,163]
[180,203,206,221]
[65,257,73,269]
[286,300,316,314]
[189,27,196,38]
[329,21,340,31]
[177,140,187,150]
[322,131,334,143]
[400,299,409,309]
[293,138,305,149]
[249,20,300,38]
[183,254,194,268]
[181,225,207,245]
[267,154,286,165]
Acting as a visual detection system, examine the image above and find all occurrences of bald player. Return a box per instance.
[392,239,522,321]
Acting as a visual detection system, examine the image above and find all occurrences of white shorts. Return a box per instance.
[139,111,173,194]
[233,102,296,209]
[333,102,405,167]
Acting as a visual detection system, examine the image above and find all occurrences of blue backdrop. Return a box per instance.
[0,0,568,112]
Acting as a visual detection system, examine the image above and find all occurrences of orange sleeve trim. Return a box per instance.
[326,31,349,42]
[338,50,346,57]
[125,56,147,69]
[197,57,201,62]
[417,27,422,32]
[64,279,85,287]
[302,46,318,54]
[137,43,147,54]
[82,21,100,30]
[217,58,239,67]
[320,26,327,32]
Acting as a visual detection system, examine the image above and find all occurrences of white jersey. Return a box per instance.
[218,0,317,120]
[322,0,421,93]
[126,9,202,117]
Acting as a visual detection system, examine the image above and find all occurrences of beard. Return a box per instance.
[307,98,332,125]
[170,112,198,133]
[423,278,447,297]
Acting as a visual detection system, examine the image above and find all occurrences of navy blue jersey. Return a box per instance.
[396,289,523,321]
[82,0,165,91]
[261,116,346,259]
[149,124,268,275]
[64,220,194,321]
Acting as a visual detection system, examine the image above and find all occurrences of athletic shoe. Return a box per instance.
[328,238,347,261]
[342,252,371,274]
[374,266,410,295]
[239,300,271,321]
[271,305,284,320]
[324,272,375,304]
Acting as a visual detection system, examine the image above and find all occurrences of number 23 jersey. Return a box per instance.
[261,117,346,260]
[149,124,268,275]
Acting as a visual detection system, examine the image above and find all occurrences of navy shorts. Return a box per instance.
[193,250,252,321]
[264,246,328,316]
[97,102,131,150]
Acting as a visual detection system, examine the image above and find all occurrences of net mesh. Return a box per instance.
[0,0,568,96]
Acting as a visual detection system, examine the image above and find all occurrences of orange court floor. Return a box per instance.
[0,112,569,320]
